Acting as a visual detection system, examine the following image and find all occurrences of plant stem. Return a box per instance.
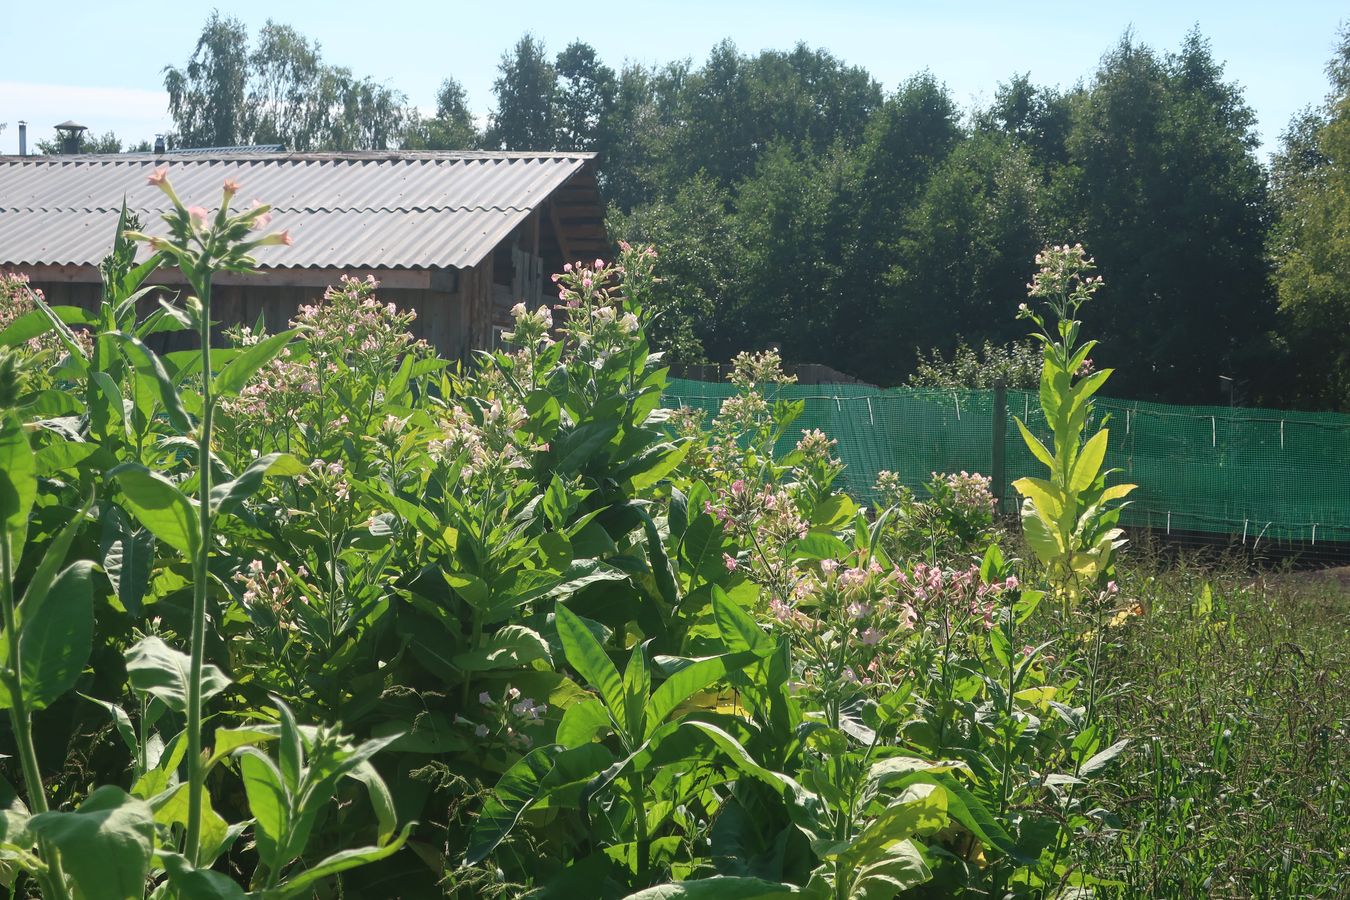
[185,272,214,865]
[1,536,72,900]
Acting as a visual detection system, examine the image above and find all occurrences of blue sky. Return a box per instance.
[2,0,1344,159]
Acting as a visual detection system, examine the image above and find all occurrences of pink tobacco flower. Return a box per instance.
[147,166,169,187]
[187,206,210,228]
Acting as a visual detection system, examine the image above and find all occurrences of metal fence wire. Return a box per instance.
[662,379,1350,546]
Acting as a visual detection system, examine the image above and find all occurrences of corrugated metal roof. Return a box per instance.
[0,151,598,270]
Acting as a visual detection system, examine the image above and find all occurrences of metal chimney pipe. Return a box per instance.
[18,121,26,156]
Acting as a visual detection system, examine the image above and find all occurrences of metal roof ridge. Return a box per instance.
[0,151,597,163]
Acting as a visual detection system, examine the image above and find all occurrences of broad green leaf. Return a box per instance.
[621,876,805,898]
[1069,429,1110,493]
[1079,738,1130,777]
[452,625,551,672]
[211,452,306,517]
[811,493,856,529]
[1015,417,1055,471]
[444,571,490,608]
[1012,476,1063,522]
[0,414,36,562]
[0,561,95,710]
[622,642,650,744]
[238,749,288,869]
[556,698,610,747]
[206,726,276,769]
[852,839,931,897]
[17,492,93,623]
[0,306,93,348]
[152,783,229,869]
[124,635,230,714]
[101,508,153,617]
[712,586,774,656]
[839,785,947,868]
[555,603,628,735]
[261,825,413,899]
[789,533,850,561]
[34,438,100,476]
[645,652,756,739]
[160,852,248,899]
[465,744,564,864]
[109,331,191,431]
[620,440,692,492]
[213,329,297,396]
[109,464,199,556]
[27,786,154,900]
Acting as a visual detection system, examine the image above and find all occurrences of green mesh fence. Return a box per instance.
[662,378,1350,546]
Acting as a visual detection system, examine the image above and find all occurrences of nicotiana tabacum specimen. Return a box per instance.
[0,169,1139,898]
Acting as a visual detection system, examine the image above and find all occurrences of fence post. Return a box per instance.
[991,380,1008,516]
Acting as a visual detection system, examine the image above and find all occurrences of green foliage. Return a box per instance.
[909,340,1041,390]
[1271,26,1350,409]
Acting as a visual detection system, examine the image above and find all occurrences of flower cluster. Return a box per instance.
[1020,243,1105,323]
[429,398,538,480]
[551,257,643,358]
[933,470,996,513]
[464,686,548,750]
[234,559,307,622]
[297,275,429,367]
[300,457,353,503]
[502,301,555,349]
[706,479,808,545]
[728,349,797,391]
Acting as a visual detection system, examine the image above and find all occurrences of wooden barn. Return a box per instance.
[0,150,608,358]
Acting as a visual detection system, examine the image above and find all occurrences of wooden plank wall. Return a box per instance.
[26,272,475,361]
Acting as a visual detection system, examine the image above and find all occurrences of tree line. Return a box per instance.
[35,14,1350,409]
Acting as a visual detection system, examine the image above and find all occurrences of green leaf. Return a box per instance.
[17,492,93,624]
[213,329,297,396]
[620,440,692,492]
[211,452,306,518]
[465,744,565,864]
[711,586,774,656]
[206,726,276,769]
[124,635,230,714]
[452,625,551,672]
[557,698,611,747]
[152,783,229,868]
[1079,738,1130,777]
[160,852,248,900]
[261,825,413,899]
[0,414,36,562]
[109,331,191,432]
[0,561,95,710]
[239,749,288,870]
[839,785,947,868]
[80,693,137,756]
[1069,429,1110,493]
[620,876,805,898]
[1015,417,1055,471]
[556,602,629,735]
[0,306,93,348]
[27,786,154,900]
[622,642,650,744]
[102,508,153,617]
[348,761,399,844]
[645,652,756,739]
[554,420,620,473]
[444,570,490,608]
[34,438,100,476]
[109,464,198,556]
